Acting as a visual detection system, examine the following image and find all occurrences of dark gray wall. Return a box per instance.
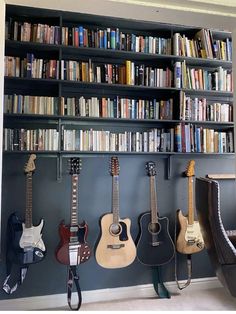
[0,154,235,299]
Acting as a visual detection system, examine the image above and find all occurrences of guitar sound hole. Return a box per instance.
[109,223,122,236]
[148,222,161,235]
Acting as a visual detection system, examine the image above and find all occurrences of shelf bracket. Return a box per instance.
[56,154,63,182]
[166,155,172,180]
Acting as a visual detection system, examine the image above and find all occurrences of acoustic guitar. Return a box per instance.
[136,161,175,266]
[176,160,204,254]
[7,154,46,265]
[56,158,91,265]
[95,157,136,269]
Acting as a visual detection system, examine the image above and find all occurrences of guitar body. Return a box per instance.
[56,220,91,265]
[137,212,175,266]
[95,213,136,269]
[7,212,46,265]
[176,209,204,254]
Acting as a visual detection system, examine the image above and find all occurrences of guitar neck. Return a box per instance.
[112,175,119,224]
[71,174,79,226]
[188,176,194,225]
[25,172,33,228]
[150,176,158,223]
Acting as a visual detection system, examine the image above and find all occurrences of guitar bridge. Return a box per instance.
[69,243,81,265]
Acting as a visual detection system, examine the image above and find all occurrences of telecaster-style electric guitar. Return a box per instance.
[95,157,136,269]
[176,160,204,254]
[56,158,91,266]
[136,161,175,266]
[8,154,46,265]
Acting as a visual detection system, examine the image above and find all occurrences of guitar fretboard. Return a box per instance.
[71,175,78,226]
[188,176,194,225]
[112,175,119,224]
[25,172,33,228]
[150,176,158,224]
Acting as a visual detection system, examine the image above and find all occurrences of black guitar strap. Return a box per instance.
[2,261,28,294]
[174,210,192,290]
[67,266,82,311]
[152,266,171,298]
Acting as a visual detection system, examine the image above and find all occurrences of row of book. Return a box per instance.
[6,19,232,61]
[5,55,173,87]
[61,26,172,54]
[179,92,233,122]
[4,95,59,115]
[61,96,173,120]
[175,61,232,91]
[3,128,59,151]
[63,128,174,152]
[5,55,232,92]
[175,124,234,153]
[4,126,233,153]
[173,30,232,61]
[5,56,60,79]
[61,59,173,87]
[4,94,233,123]
[62,127,233,153]
[5,20,60,44]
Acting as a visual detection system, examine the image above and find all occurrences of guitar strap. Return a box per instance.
[152,266,171,298]
[174,210,192,290]
[2,261,28,294]
[67,266,82,311]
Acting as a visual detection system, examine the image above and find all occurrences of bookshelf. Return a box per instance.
[4,4,234,178]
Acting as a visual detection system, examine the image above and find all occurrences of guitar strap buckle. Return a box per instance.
[69,243,81,266]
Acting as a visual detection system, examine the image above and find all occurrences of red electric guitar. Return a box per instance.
[55,158,91,265]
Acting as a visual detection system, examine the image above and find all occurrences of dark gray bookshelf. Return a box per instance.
[4,4,234,161]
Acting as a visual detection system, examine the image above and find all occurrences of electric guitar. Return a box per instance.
[7,154,46,265]
[176,160,204,254]
[136,161,175,266]
[95,157,136,269]
[56,158,91,265]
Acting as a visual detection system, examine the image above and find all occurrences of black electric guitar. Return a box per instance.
[136,161,175,266]
[7,154,46,266]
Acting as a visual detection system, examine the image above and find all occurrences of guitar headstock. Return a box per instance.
[146,161,156,177]
[110,157,120,176]
[24,154,36,174]
[185,160,195,177]
[69,158,82,175]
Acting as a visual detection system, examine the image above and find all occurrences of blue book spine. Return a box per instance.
[103,30,107,49]
[79,26,84,47]
[111,30,116,49]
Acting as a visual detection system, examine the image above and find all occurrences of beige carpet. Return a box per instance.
[78,287,236,311]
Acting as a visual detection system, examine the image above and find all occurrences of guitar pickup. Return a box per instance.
[187,240,195,245]
[107,244,125,249]
[70,226,79,232]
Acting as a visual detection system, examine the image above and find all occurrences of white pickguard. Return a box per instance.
[19,220,46,252]
[185,221,204,244]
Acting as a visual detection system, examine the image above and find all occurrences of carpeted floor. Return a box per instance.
[53,286,236,311]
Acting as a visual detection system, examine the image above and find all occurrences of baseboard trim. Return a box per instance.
[0,277,222,310]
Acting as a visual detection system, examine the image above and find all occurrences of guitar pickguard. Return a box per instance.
[185,221,204,247]
[119,221,128,241]
[19,220,46,252]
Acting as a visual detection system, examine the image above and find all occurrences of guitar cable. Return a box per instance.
[174,209,192,290]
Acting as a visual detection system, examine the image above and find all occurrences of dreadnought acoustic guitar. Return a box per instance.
[95,157,136,269]
[7,154,46,265]
[176,160,204,254]
[136,161,175,266]
[56,158,91,265]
